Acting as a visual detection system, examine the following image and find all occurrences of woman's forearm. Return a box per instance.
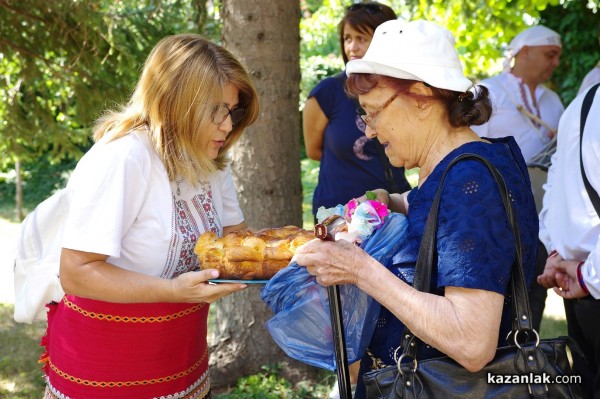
[357,261,502,371]
[60,249,175,303]
[388,192,409,214]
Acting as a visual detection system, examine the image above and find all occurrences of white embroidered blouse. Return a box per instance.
[62,130,244,278]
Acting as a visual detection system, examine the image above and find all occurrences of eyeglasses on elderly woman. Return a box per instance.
[360,90,400,129]
[212,105,246,126]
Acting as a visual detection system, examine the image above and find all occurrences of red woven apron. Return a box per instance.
[41,295,210,399]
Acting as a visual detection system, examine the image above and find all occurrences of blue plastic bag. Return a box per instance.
[260,212,408,370]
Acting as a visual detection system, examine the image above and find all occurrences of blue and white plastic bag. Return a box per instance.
[260,212,408,370]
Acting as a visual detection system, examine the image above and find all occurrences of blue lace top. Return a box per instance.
[355,137,538,398]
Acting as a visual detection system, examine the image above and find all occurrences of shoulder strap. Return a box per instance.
[400,153,530,357]
[580,83,600,215]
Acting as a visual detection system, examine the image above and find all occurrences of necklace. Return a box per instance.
[516,77,541,129]
[175,177,184,196]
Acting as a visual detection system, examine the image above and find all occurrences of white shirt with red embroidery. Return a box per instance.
[62,129,244,278]
[471,72,564,162]
[539,86,600,298]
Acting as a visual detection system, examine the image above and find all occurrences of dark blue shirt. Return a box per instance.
[355,137,539,398]
[308,73,411,215]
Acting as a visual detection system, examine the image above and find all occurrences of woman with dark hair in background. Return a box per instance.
[303,2,411,221]
[302,4,410,396]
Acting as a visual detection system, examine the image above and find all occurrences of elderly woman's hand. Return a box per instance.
[352,189,409,215]
[356,189,391,205]
[294,238,374,286]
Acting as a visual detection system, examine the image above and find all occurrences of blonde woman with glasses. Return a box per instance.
[41,34,258,399]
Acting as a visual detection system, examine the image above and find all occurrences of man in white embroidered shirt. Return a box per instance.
[471,25,563,163]
[471,25,564,333]
[537,83,600,399]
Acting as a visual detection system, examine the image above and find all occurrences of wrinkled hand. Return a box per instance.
[170,269,247,303]
[345,189,392,220]
[537,252,564,289]
[355,189,409,215]
[294,238,372,286]
[356,189,390,206]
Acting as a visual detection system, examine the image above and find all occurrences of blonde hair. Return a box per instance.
[93,34,259,183]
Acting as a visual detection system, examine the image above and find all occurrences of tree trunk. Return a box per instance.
[209,0,319,389]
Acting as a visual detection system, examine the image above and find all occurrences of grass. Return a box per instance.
[0,298,567,399]
[0,304,46,399]
[0,302,335,399]
[301,158,319,230]
[215,364,333,398]
[540,315,568,340]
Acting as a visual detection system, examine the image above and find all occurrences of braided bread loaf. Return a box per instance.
[194,226,314,280]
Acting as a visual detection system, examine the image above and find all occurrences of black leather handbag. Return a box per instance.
[363,153,584,399]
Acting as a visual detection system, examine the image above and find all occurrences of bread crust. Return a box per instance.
[194,226,314,279]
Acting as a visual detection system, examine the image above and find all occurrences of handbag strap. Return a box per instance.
[580,83,600,215]
[401,153,532,358]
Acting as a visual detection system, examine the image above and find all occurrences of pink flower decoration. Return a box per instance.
[344,199,389,223]
[345,198,359,220]
[366,200,389,220]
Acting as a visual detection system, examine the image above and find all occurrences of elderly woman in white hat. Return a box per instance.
[295,19,539,398]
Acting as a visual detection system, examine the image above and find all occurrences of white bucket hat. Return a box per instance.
[346,19,472,92]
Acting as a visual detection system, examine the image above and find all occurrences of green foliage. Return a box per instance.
[300,54,344,106]
[0,0,218,173]
[301,0,344,59]
[300,0,598,107]
[541,0,600,105]
[0,157,77,220]
[302,0,326,15]
[214,364,333,399]
[0,0,225,213]
[300,1,345,106]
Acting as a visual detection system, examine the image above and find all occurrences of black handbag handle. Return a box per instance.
[400,153,533,359]
[580,83,600,215]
